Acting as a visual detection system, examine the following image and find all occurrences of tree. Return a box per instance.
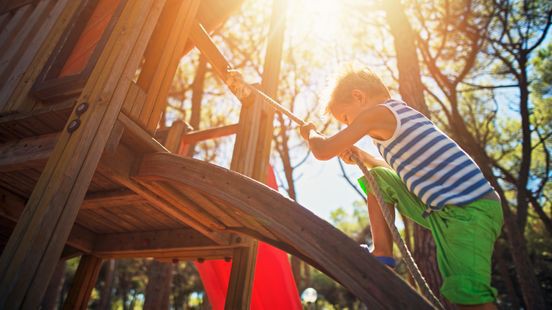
[407,0,549,307]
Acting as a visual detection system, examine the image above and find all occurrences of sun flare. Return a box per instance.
[288,0,344,42]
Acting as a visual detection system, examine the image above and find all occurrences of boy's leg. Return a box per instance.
[428,199,503,306]
[366,193,394,257]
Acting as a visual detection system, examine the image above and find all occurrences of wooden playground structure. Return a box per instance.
[0,0,431,308]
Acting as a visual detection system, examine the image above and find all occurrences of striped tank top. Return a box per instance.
[372,99,494,213]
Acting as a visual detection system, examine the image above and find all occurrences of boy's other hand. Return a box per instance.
[339,147,360,165]
[299,122,316,141]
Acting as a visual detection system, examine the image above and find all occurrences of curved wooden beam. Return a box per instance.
[135,152,432,309]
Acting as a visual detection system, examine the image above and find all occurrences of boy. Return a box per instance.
[299,69,503,309]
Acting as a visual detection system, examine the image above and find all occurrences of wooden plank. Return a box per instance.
[0,187,95,252]
[62,255,102,310]
[1,0,73,113]
[82,189,143,210]
[139,0,200,132]
[0,0,80,113]
[131,248,234,261]
[0,0,165,307]
[180,123,239,144]
[134,0,178,92]
[0,0,35,15]
[118,112,168,152]
[98,142,232,245]
[0,3,31,51]
[121,81,140,116]
[164,119,187,152]
[0,132,58,172]
[128,67,148,120]
[189,21,232,82]
[139,180,226,231]
[171,183,243,228]
[0,98,72,128]
[0,0,51,79]
[225,242,258,310]
[136,153,433,308]
[92,228,242,257]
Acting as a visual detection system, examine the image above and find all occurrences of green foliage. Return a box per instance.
[330,201,370,244]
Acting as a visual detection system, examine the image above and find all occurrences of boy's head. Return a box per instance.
[325,69,390,125]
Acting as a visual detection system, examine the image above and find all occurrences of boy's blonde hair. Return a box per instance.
[325,68,390,115]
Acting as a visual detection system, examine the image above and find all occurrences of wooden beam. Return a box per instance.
[152,248,235,262]
[92,228,244,258]
[188,22,256,106]
[0,0,81,112]
[136,153,432,308]
[98,141,233,246]
[118,112,168,152]
[62,255,102,310]
[140,180,227,231]
[0,133,58,172]
[164,120,188,152]
[82,189,144,210]
[180,124,239,144]
[189,21,233,82]
[223,1,288,308]
[136,0,200,133]
[0,187,95,253]
[0,1,166,307]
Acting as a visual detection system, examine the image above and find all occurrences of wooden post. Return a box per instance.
[0,1,166,308]
[62,255,103,310]
[225,1,287,309]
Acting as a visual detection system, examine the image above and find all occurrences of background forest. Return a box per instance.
[41,0,551,309]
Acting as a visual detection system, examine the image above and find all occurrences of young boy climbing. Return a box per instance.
[298,69,503,309]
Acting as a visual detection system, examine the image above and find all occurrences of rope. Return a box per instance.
[228,75,443,309]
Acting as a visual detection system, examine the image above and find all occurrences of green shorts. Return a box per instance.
[358,167,503,305]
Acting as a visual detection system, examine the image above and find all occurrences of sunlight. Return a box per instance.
[288,0,344,42]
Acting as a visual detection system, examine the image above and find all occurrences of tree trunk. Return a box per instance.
[413,225,452,308]
[41,261,66,310]
[495,242,521,309]
[516,66,531,234]
[382,0,429,117]
[98,259,116,310]
[144,260,174,310]
[186,55,208,157]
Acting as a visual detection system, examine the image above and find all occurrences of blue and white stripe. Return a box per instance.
[373,99,494,210]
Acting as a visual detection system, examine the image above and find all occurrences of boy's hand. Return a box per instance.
[226,70,251,99]
[299,122,316,141]
[339,147,361,165]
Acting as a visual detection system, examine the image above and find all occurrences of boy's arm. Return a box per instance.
[302,105,396,161]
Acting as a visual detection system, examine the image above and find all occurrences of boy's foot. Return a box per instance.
[360,244,397,268]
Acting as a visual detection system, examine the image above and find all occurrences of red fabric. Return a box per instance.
[195,166,301,309]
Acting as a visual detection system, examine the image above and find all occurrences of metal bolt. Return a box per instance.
[67,119,81,133]
[75,102,89,116]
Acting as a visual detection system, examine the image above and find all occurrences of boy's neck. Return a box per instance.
[366,96,391,108]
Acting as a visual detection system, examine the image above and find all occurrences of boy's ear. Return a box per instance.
[351,89,365,103]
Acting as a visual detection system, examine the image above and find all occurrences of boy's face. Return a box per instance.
[331,89,366,125]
